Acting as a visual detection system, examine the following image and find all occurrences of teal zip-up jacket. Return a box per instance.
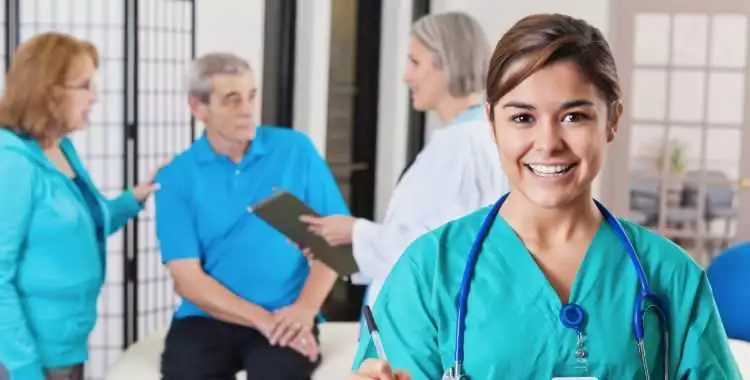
[0,128,143,379]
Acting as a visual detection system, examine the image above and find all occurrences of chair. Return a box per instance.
[707,242,750,342]
[683,171,736,249]
[104,322,359,380]
[629,176,659,226]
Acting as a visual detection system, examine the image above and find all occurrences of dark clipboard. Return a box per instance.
[248,191,359,277]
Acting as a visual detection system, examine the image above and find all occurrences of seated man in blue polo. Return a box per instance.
[155,52,349,380]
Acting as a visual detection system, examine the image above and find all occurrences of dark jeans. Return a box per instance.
[44,364,84,380]
[161,316,320,380]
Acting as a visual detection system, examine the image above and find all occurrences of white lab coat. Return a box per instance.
[352,108,510,307]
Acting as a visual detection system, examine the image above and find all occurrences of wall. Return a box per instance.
[194,0,266,136]
[373,0,612,218]
[293,0,332,153]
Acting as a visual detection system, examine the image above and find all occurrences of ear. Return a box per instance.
[606,100,623,143]
[188,95,208,122]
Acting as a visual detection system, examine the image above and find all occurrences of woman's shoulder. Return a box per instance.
[396,207,494,276]
[0,129,38,176]
[377,206,492,306]
[616,217,704,277]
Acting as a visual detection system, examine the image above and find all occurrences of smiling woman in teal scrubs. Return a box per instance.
[349,13,741,380]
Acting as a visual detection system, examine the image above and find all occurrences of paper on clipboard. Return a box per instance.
[248,191,359,277]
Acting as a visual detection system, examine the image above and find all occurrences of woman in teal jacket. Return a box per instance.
[0,33,160,380]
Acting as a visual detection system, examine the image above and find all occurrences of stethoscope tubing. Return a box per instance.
[449,193,670,380]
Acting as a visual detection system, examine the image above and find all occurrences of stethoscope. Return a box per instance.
[442,193,670,380]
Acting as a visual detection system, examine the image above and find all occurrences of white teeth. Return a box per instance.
[527,164,573,176]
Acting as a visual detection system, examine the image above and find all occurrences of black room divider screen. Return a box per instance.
[3,0,195,378]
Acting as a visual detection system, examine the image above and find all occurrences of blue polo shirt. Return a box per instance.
[154,125,350,318]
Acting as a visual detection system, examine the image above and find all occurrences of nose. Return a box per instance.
[533,117,565,153]
[240,98,254,118]
[402,66,413,85]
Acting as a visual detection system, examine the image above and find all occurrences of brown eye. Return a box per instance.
[562,112,589,124]
[511,113,534,124]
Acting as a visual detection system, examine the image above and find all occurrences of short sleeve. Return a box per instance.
[351,238,443,380]
[154,169,201,263]
[676,272,742,379]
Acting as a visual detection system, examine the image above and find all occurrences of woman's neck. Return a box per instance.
[41,137,62,150]
[500,190,601,251]
[434,94,480,125]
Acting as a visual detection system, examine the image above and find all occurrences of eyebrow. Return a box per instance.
[501,99,595,110]
[223,88,257,99]
[222,91,240,100]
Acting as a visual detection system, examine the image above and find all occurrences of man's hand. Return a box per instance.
[288,329,320,362]
[269,303,318,346]
[252,309,277,341]
[299,215,356,246]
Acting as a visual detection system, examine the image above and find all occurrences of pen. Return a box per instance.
[363,305,388,361]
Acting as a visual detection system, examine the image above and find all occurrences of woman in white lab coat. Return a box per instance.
[301,12,509,308]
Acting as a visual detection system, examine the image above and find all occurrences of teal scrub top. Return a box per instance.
[352,206,741,379]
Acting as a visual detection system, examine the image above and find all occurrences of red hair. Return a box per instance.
[0,32,99,144]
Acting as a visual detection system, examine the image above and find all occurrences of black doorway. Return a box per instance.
[404,0,431,169]
[261,0,296,128]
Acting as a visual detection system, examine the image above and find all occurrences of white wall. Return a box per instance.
[293,0,332,153]
[431,0,610,42]
[194,0,333,156]
[373,0,414,220]
[194,0,266,136]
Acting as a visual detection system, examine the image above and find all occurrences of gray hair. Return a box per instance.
[412,12,490,97]
[187,52,252,103]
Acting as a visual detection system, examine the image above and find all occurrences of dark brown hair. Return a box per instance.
[486,14,621,121]
[0,32,99,144]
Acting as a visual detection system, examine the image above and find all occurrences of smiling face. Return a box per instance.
[403,36,449,111]
[490,60,621,209]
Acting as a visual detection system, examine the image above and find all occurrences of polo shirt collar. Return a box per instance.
[194,127,269,164]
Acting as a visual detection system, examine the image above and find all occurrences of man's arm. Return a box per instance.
[166,260,273,333]
[155,171,272,334]
[268,135,349,345]
[295,261,338,312]
[299,135,351,304]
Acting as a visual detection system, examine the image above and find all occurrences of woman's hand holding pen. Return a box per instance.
[353,306,411,379]
[349,359,412,380]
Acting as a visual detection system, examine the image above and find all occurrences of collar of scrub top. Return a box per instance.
[194,127,270,164]
[448,192,671,380]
